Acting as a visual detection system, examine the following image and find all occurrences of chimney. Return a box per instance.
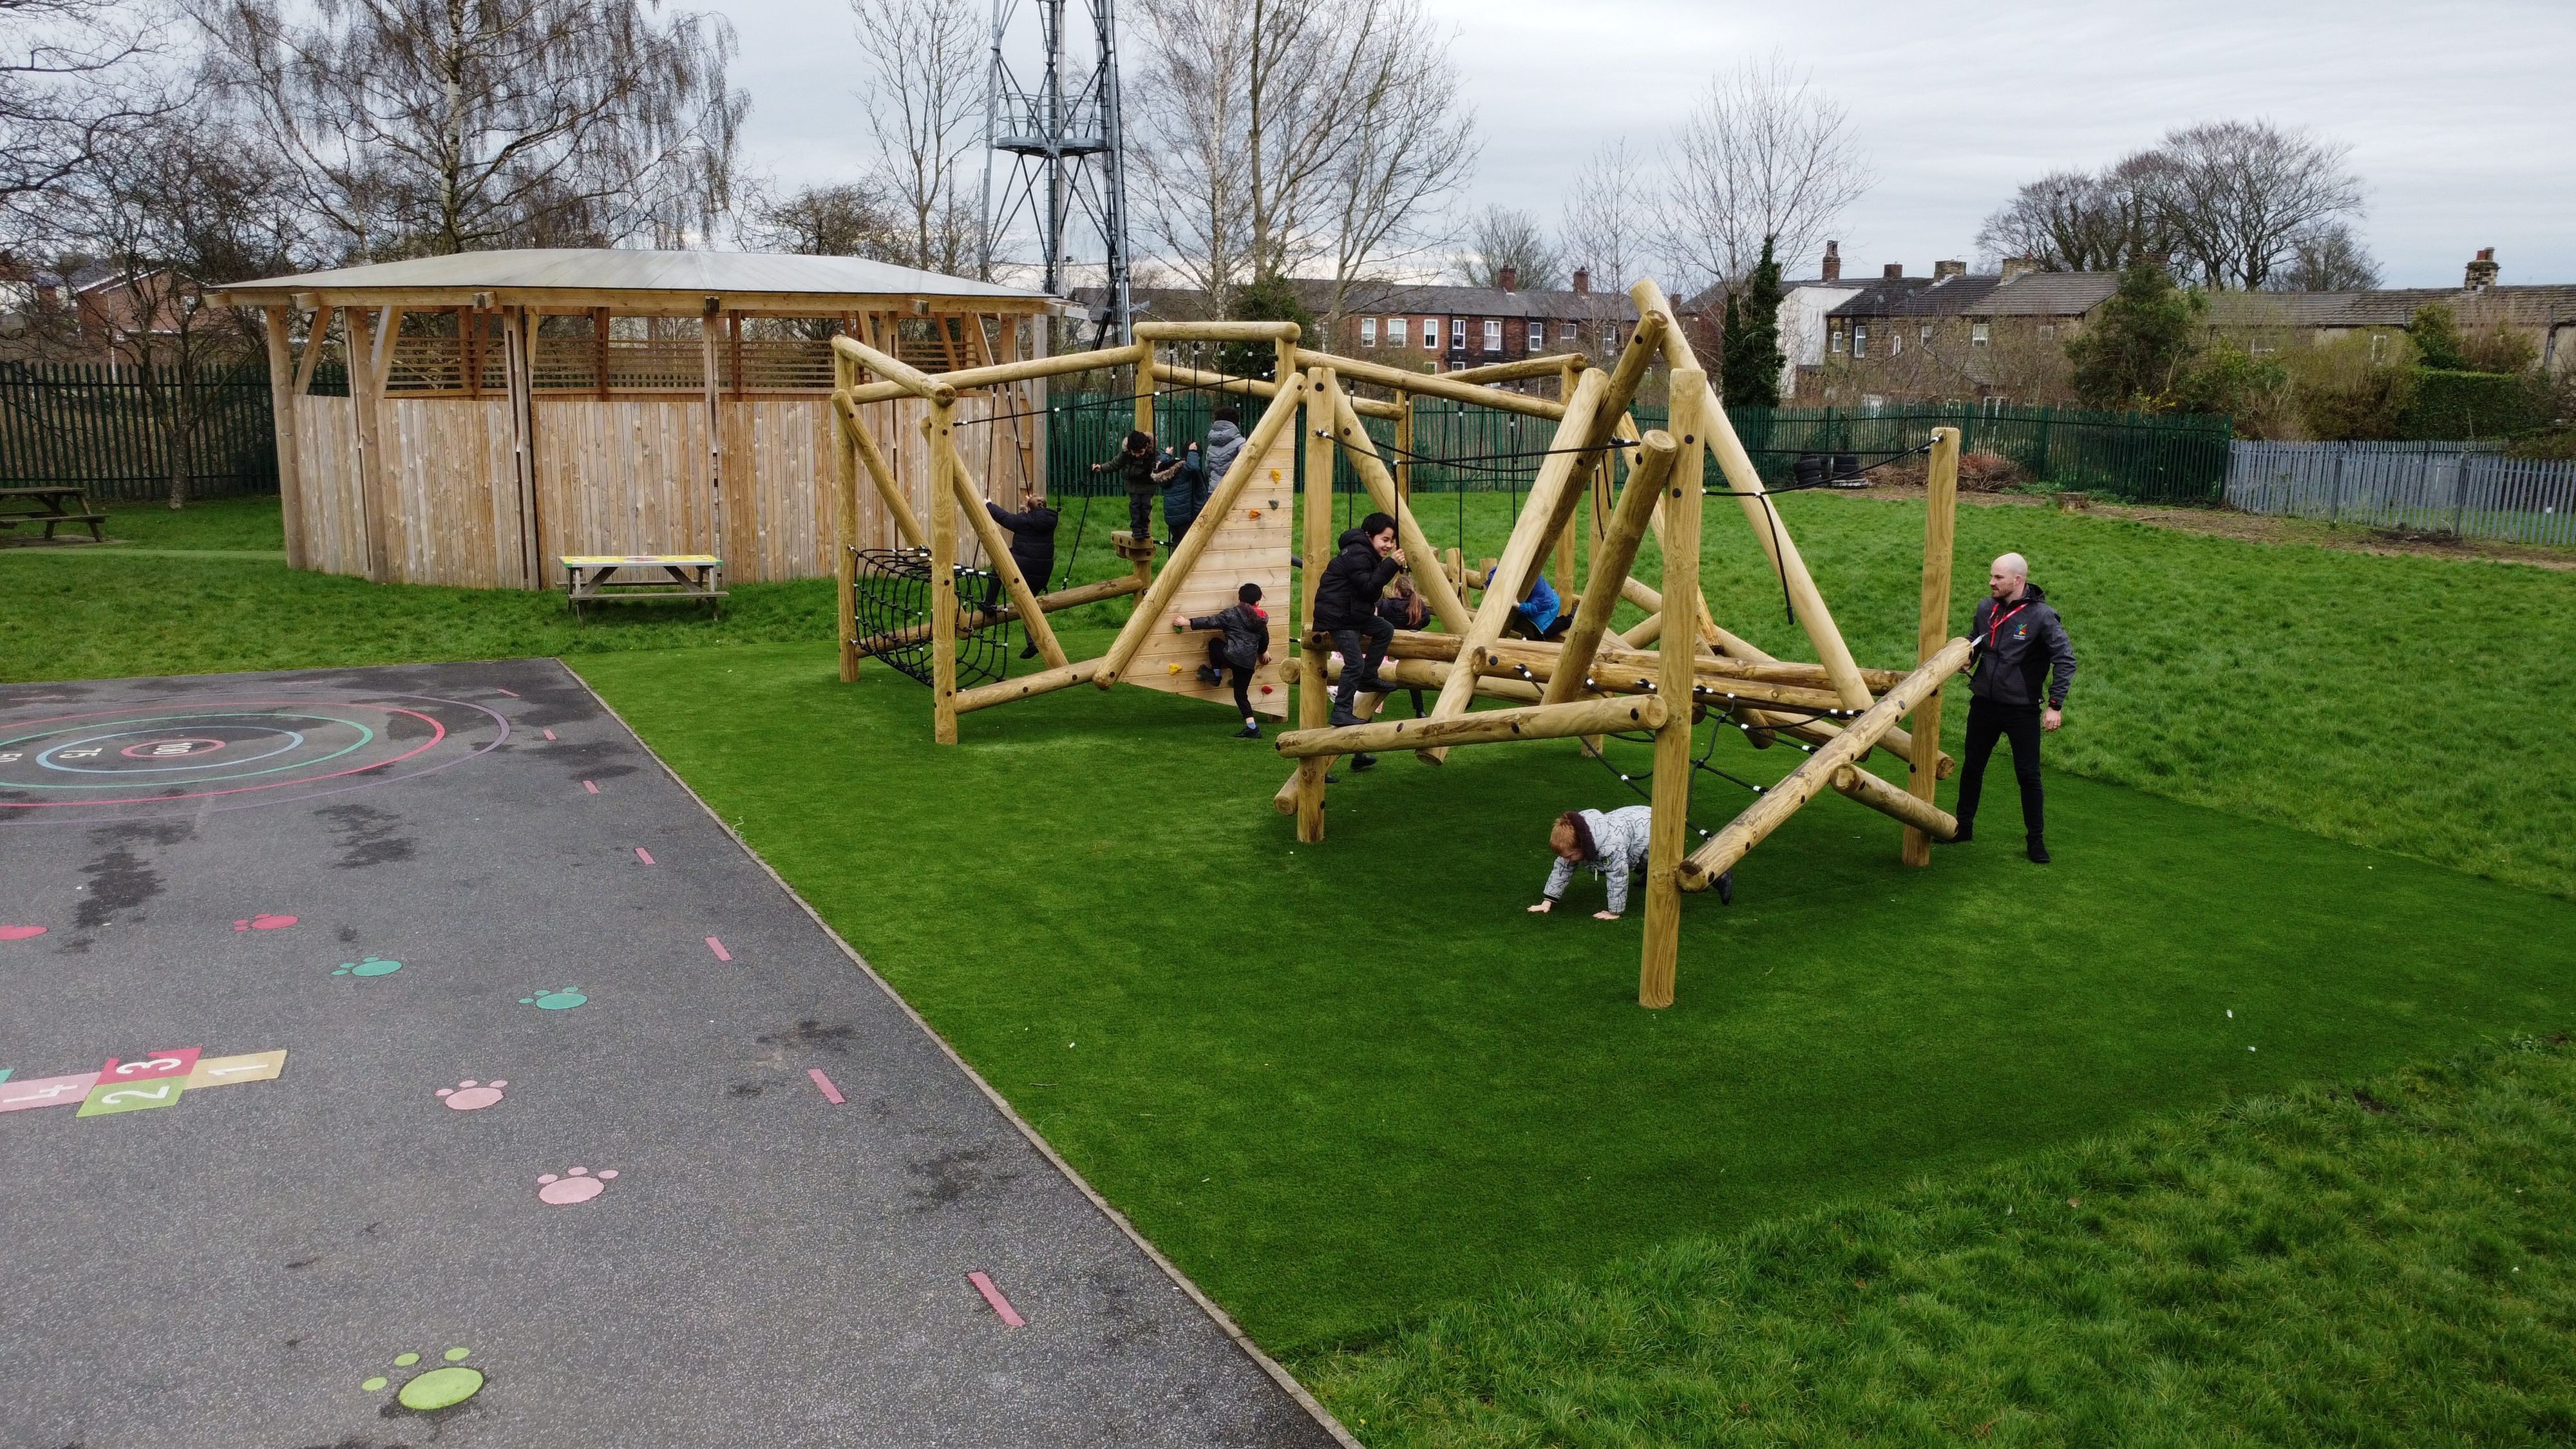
[1822,242,1841,282]
[2000,256,2038,281]
[1572,267,1590,296]
[1933,259,1966,281]
[1498,265,1517,292]
[2465,247,2499,291]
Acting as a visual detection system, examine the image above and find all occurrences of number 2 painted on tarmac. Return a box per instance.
[102,1084,175,1104]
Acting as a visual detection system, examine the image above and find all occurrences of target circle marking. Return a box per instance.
[0,699,490,817]
[11,713,366,786]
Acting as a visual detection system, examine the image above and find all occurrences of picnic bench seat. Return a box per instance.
[560,554,725,620]
[0,486,105,543]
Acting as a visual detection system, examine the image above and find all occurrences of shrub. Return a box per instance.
[2286,332,2418,440]
[2172,339,2293,439]
[2401,368,2546,440]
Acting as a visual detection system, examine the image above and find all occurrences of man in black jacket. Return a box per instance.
[1311,513,1405,729]
[985,491,1060,659]
[1949,552,2077,863]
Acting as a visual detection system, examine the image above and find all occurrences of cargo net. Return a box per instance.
[850,546,1012,690]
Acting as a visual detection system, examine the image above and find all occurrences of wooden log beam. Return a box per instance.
[1641,368,1706,1008]
[953,658,1103,715]
[1293,348,1566,421]
[1095,370,1309,689]
[1679,636,1973,889]
[1472,643,1851,713]
[832,390,926,549]
[831,334,954,402]
[855,574,1143,654]
[1443,352,1591,384]
[842,345,1117,404]
[927,402,960,743]
[945,440,1068,670]
[1135,320,1303,342]
[1154,360,1403,420]
[1905,426,1962,866]
[1327,377,1472,632]
[1544,428,1676,706]
[1295,366,1337,840]
[1276,694,1667,759]
[833,349,862,680]
[1835,763,1958,840]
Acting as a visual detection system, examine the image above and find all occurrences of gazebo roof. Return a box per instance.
[222,248,1061,314]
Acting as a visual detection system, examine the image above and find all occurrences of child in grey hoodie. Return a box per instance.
[1529,805,1731,916]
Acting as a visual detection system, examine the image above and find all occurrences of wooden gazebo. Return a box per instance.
[221,250,1061,589]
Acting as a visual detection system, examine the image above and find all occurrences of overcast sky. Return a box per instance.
[727,0,2576,289]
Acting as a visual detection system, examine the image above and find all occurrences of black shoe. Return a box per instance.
[1233,724,1261,739]
[1942,825,1973,844]
[1019,643,1040,659]
[1356,674,1399,695]
[1324,773,1340,784]
[2026,835,2050,864]
[1716,870,1734,905]
[1197,664,1223,685]
[1329,706,1361,728]
[1351,752,1378,772]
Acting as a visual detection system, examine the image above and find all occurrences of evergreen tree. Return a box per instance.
[1224,273,1314,379]
[1719,236,1786,407]
[2065,258,2201,410]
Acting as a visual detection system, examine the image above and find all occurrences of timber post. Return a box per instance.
[928,399,959,744]
[834,345,861,681]
[1640,368,1707,1010]
[1905,426,1962,865]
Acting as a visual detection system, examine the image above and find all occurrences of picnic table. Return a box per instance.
[560,554,725,620]
[0,486,106,543]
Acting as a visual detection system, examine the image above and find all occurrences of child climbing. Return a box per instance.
[1502,571,1567,641]
[1375,574,1430,717]
[985,489,1061,658]
[1091,430,1160,544]
[1159,441,1206,551]
[1204,407,1245,485]
[1312,511,1405,729]
[1530,806,1731,917]
[1174,583,1271,738]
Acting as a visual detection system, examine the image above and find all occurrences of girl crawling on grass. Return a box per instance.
[1530,806,1731,918]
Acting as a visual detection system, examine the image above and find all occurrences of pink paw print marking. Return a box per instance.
[232,914,298,931]
[435,1079,506,1111]
[536,1166,618,1205]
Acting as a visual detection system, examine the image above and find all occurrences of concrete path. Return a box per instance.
[0,659,1341,1448]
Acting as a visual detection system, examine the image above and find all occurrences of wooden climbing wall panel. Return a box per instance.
[1121,427,1297,719]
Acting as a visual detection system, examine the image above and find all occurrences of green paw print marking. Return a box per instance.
[363,1346,480,1410]
[334,956,402,978]
[520,986,586,1010]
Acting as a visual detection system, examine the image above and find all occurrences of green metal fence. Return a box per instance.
[1048,392,2233,505]
[0,361,280,502]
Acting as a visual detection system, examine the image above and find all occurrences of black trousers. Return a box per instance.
[1206,637,1254,717]
[1957,696,2045,838]
[1128,492,1153,540]
[1329,617,1394,708]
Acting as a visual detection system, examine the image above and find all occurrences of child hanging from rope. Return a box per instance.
[1529,806,1730,918]
[1173,582,1271,739]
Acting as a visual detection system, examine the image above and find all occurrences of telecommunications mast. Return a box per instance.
[978,0,1133,346]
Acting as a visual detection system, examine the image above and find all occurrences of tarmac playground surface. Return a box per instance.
[0,658,1336,1447]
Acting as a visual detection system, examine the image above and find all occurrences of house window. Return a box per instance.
[1423,317,1440,350]
[1527,321,1545,350]
[1360,317,1378,348]
[2037,324,2054,340]
[1830,325,1846,355]
[1919,325,1932,343]
[1450,361,1467,372]
[1387,316,1407,348]
[1483,319,1502,352]
[1561,321,1580,341]
[1852,323,1868,358]
[1891,331,1904,357]
[1971,321,1990,347]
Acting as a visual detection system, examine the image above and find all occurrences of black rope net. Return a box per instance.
[849,547,1012,690]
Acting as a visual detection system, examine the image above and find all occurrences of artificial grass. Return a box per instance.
[576,638,2576,1357]
[1307,1032,2576,1447]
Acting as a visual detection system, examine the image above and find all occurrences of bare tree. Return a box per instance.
[849,0,980,276]
[198,0,746,261]
[1452,204,1558,289]
[1975,158,2170,272]
[43,99,301,507]
[1558,137,1646,291]
[0,0,178,227]
[1663,55,1869,301]
[2265,220,2380,292]
[2134,120,2365,290]
[1131,0,1473,325]
[741,178,907,260]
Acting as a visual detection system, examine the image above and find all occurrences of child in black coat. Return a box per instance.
[1173,583,1271,737]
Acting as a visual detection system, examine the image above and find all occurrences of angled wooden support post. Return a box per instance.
[1294,365,1338,841]
[1544,428,1677,706]
[833,350,863,680]
[1640,370,1707,1010]
[832,390,925,548]
[1094,370,1309,689]
[1679,636,1973,889]
[1835,763,1958,839]
[944,440,1069,670]
[1905,426,1962,866]
[927,400,960,744]
[1327,378,1471,631]
[831,334,954,402]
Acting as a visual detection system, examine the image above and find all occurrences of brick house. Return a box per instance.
[2201,251,2576,373]
[1798,258,2119,405]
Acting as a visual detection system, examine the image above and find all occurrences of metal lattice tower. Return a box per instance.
[978,0,1132,346]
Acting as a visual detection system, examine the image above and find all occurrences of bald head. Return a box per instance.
[1987,553,2029,601]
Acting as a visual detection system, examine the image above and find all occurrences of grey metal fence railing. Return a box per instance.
[2226,440,2576,546]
